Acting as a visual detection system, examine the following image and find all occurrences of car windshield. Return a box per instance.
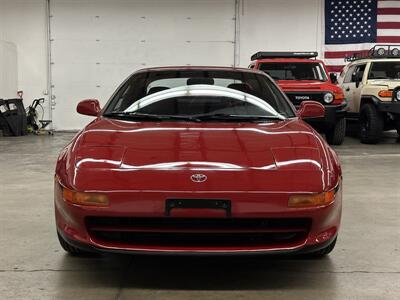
[259,62,327,81]
[103,69,295,121]
[368,61,400,80]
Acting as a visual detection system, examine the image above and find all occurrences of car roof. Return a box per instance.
[347,57,400,65]
[134,65,266,75]
[254,58,324,63]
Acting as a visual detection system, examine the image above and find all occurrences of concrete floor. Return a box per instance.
[0,131,399,300]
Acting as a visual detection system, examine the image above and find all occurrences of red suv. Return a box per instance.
[250,52,347,145]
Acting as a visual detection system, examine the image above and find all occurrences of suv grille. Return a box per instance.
[285,92,325,105]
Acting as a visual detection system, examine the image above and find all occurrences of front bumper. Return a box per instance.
[303,103,347,130]
[57,228,338,256]
[377,100,400,114]
[55,185,342,255]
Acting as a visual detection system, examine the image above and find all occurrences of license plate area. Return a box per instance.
[165,199,231,217]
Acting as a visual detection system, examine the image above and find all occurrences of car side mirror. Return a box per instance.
[351,72,362,88]
[330,73,338,84]
[298,101,325,119]
[76,99,101,116]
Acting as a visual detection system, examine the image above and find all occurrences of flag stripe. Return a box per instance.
[377,22,400,29]
[325,58,348,66]
[377,28,400,35]
[377,35,400,42]
[377,7,400,14]
[326,66,344,73]
[324,50,369,59]
[378,15,400,22]
[378,0,400,7]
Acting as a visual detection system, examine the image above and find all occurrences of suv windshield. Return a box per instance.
[259,62,327,81]
[103,69,295,121]
[368,61,400,80]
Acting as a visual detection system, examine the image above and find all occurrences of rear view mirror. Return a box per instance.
[298,101,325,119]
[76,99,101,116]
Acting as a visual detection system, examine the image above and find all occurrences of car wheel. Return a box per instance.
[307,237,337,258]
[326,118,346,145]
[57,232,94,256]
[359,103,383,144]
[395,117,400,136]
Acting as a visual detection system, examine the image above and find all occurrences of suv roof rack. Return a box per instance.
[251,51,318,61]
[345,45,400,62]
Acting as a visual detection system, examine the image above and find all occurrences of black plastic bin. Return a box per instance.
[0,98,27,136]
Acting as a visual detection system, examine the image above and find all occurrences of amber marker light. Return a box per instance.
[378,90,393,98]
[288,179,340,208]
[334,92,345,101]
[62,186,109,207]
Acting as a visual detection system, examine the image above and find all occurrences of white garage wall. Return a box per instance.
[238,0,323,67]
[0,0,324,130]
[0,0,49,115]
[0,40,18,98]
[50,0,236,130]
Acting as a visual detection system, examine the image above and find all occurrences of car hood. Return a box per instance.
[61,118,335,193]
[277,80,329,91]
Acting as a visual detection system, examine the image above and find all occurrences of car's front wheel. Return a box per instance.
[359,103,383,144]
[307,237,337,258]
[326,118,346,145]
[57,232,95,256]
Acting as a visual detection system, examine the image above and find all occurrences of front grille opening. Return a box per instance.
[86,217,311,248]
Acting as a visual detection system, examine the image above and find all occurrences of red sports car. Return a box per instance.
[55,66,342,257]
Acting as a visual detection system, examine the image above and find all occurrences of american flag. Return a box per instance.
[324,0,400,73]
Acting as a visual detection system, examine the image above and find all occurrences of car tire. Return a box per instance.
[395,117,400,136]
[307,237,337,258]
[326,118,346,145]
[359,103,383,144]
[57,232,94,256]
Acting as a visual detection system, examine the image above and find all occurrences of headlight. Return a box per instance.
[323,92,334,104]
[288,179,340,208]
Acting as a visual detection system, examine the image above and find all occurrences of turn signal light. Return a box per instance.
[62,187,109,207]
[288,180,340,208]
[334,92,345,101]
[378,90,393,98]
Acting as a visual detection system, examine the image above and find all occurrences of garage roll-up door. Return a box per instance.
[50,0,236,130]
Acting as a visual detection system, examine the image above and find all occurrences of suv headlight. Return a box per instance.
[323,92,334,104]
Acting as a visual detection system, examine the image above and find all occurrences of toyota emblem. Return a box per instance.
[191,174,207,183]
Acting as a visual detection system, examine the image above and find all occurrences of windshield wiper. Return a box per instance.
[195,113,285,121]
[103,112,201,122]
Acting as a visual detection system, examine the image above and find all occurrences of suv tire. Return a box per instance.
[359,103,383,144]
[395,117,400,136]
[326,118,346,145]
[57,232,94,256]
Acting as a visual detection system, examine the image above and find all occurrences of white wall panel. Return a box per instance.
[0,41,17,98]
[0,0,324,130]
[0,0,48,112]
[50,0,236,130]
[238,0,323,67]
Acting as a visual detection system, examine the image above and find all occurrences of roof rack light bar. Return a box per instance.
[251,51,318,61]
[345,45,400,62]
